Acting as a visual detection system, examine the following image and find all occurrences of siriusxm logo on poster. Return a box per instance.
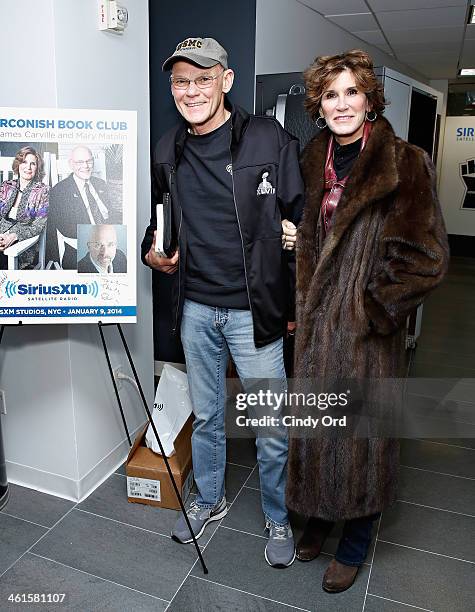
[456,127,475,141]
[4,281,99,298]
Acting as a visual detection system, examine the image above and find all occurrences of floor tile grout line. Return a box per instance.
[218,525,371,566]
[28,552,170,604]
[396,498,475,518]
[220,524,268,540]
[0,502,79,581]
[75,507,176,540]
[367,593,435,611]
[221,462,258,512]
[413,439,475,452]
[377,539,475,565]
[163,505,240,610]
[413,352,475,361]
[226,461,255,470]
[242,484,260,491]
[362,513,382,611]
[190,574,312,612]
[164,461,258,611]
[403,400,475,421]
[411,364,475,376]
[0,510,51,530]
[163,538,210,611]
[409,346,475,359]
[412,360,475,376]
[399,464,475,481]
[200,462,259,547]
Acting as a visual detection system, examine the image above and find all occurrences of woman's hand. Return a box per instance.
[145,230,179,273]
[281,219,297,251]
[0,233,18,251]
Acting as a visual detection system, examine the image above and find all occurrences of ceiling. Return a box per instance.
[296,0,475,80]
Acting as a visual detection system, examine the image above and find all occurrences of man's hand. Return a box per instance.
[145,230,179,273]
[281,220,297,251]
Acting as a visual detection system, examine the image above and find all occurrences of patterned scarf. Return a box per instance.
[321,121,372,236]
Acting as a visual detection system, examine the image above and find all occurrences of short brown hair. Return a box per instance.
[12,146,45,181]
[304,49,387,120]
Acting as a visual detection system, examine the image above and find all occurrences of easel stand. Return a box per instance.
[0,322,208,575]
[98,322,208,575]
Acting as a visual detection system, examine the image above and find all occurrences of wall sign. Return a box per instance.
[438,116,475,237]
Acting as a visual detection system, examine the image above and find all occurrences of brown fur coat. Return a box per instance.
[286,117,449,521]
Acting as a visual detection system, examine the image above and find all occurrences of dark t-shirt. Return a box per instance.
[177,119,249,309]
[334,137,362,181]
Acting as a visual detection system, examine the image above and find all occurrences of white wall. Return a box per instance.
[0,0,57,106]
[255,0,429,81]
[0,0,153,500]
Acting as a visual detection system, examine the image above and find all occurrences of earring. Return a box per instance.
[366,110,377,122]
[316,116,327,129]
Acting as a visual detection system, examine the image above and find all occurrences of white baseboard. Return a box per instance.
[6,422,147,502]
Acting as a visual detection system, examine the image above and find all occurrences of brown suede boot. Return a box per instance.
[296,517,334,562]
[322,559,359,593]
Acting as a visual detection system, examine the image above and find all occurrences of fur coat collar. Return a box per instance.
[299,116,399,298]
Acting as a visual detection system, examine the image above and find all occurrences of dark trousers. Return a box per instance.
[335,513,380,566]
[0,252,7,270]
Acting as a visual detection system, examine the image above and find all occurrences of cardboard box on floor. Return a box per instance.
[126,416,194,510]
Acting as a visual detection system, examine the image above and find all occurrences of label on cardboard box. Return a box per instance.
[127,476,161,502]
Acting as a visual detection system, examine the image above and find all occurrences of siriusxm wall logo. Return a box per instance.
[5,281,99,298]
[456,127,475,141]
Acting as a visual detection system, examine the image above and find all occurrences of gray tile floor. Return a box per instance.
[1,257,474,611]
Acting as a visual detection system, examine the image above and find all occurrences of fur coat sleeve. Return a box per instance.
[364,147,449,335]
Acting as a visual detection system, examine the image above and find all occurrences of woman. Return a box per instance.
[0,146,49,269]
[286,50,449,593]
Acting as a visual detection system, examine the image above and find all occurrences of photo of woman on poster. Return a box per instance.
[0,146,49,269]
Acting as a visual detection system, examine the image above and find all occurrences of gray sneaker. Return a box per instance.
[171,497,228,544]
[265,522,296,568]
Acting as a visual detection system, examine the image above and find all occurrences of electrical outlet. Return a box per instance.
[0,389,6,415]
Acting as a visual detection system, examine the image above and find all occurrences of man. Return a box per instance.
[78,224,126,273]
[141,37,303,567]
[46,146,119,269]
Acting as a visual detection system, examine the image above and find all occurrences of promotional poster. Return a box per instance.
[0,108,137,324]
[438,116,475,237]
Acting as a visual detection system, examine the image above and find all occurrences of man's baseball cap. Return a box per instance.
[162,37,228,71]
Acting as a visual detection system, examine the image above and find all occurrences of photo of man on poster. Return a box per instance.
[77,224,127,274]
[45,145,122,269]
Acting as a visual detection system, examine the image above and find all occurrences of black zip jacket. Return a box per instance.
[141,102,304,348]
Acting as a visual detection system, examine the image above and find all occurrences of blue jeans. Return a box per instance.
[335,513,380,566]
[180,299,289,526]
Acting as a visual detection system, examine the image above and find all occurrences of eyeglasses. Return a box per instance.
[170,69,225,90]
[89,241,116,249]
[73,159,94,167]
